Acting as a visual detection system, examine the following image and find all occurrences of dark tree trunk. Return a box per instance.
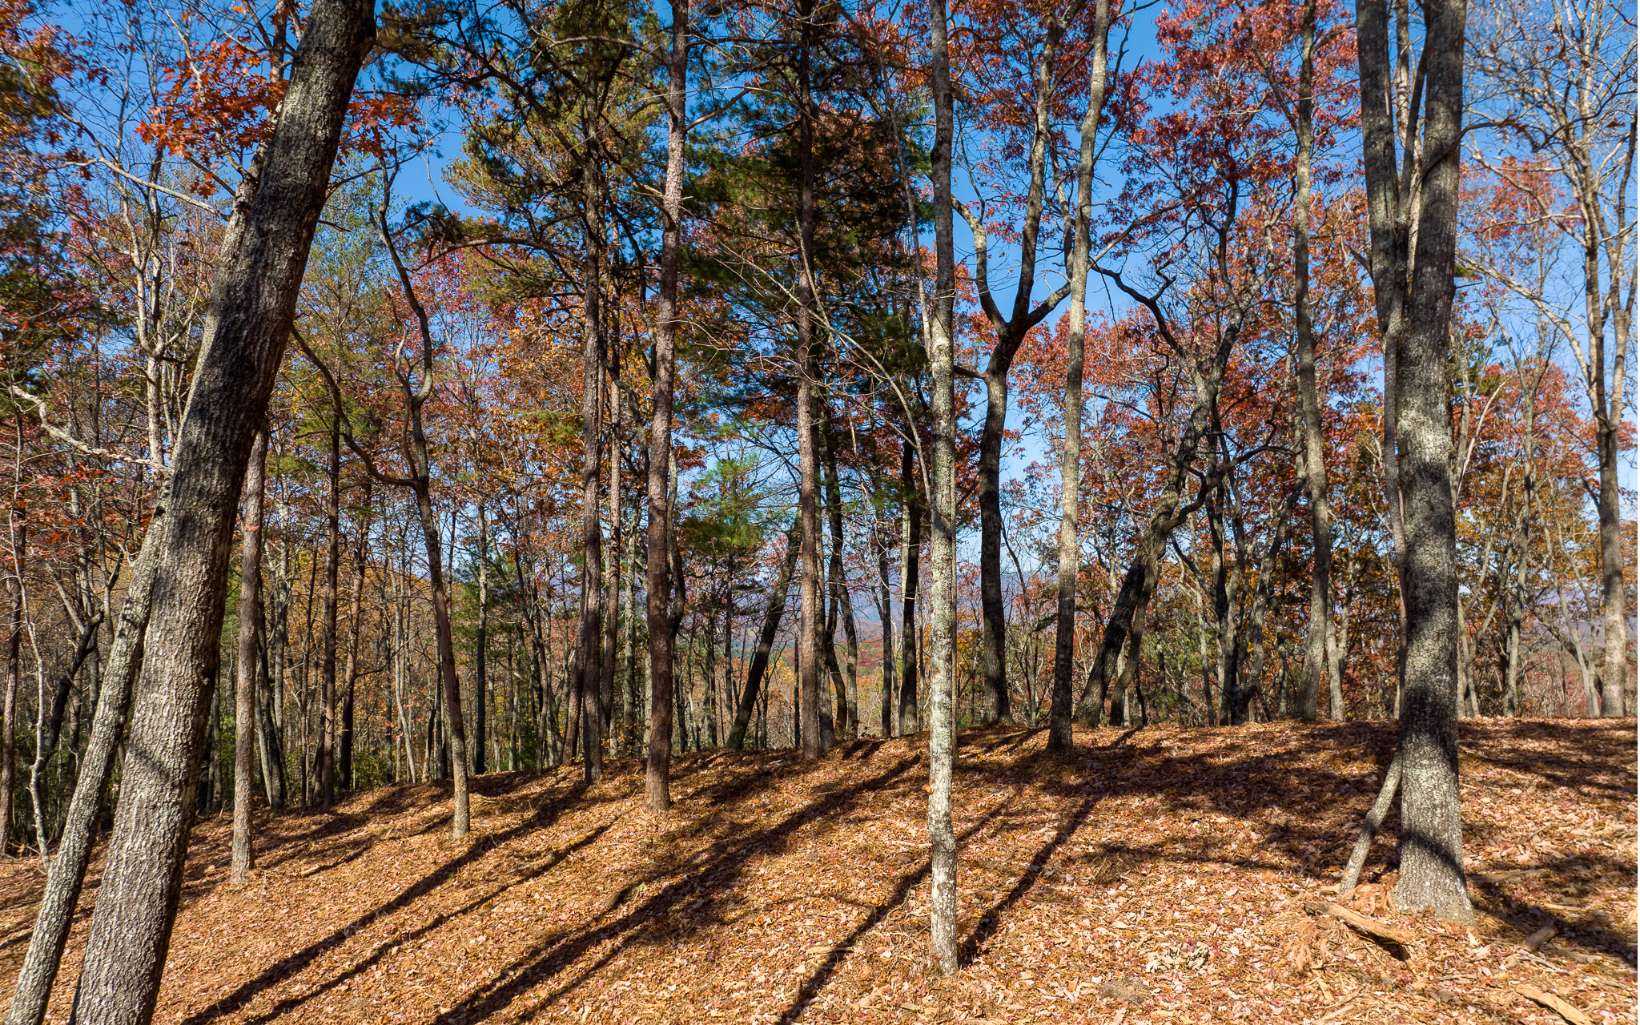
[315,414,340,808]
[876,524,894,738]
[977,369,1011,723]
[897,441,921,735]
[729,528,798,750]
[822,417,858,737]
[62,5,372,1018]
[338,482,368,791]
[572,159,605,784]
[794,0,825,760]
[1357,0,1472,919]
[645,0,687,811]
[600,372,621,734]
[474,503,489,775]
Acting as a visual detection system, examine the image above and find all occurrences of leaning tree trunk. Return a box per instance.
[231,429,267,883]
[822,420,859,738]
[413,483,470,837]
[6,530,160,1025]
[729,528,798,750]
[338,483,369,791]
[65,5,372,1019]
[645,0,687,812]
[1082,396,1214,723]
[925,0,959,976]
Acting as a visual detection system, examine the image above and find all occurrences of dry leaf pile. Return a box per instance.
[1,718,1633,1024]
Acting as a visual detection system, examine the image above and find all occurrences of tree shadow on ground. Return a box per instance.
[179,780,594,1025]
[107,717,1629,1024]
[425,756,921,1024]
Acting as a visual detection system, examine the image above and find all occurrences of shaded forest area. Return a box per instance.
[0,0,1634,1019]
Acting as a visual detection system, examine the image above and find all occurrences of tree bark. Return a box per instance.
[926,0,959,975]
[877,523,894,738]
[573,160,605,785]
[474,502,489,775]
[822,418,859,738]
[0,535,16,856]
[6,531,159,1025]
[1049,0,1111,751]
[338,480,369,791]
[1292,0,1335,723]
[315,413,340,807]
[645,0,686,812]
[231,430,267,883]
[1358,0,1473,919]
[794,0,825,760]
[64,4,372,1018]
[897,442,921,735]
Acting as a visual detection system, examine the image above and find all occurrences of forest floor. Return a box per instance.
[1,719,1634,1024]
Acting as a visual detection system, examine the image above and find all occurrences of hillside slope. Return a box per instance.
[2,720,1634,1024]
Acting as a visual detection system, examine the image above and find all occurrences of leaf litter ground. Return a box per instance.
[1,719,1633,1024]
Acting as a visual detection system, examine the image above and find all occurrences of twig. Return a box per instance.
[1323,903,1415,953]
[1513,983,1592,1025]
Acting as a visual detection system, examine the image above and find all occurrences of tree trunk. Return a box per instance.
[474,502,489,775]
[925,0,959,974]
[338,481,368,791]
[1597,419,1627,715]
[0,540,16,856]
[794,0,825,760]
[977,369,1011,724]
[645,0,687,812]
[1049,0,1111,751]
[315,414,340,808]
[6,532,160,1025]
[65,5,372,1018]
[729,528,798,750]
[1292,0,1334,723]
[822,418,859,738]
[573,162,605,784]
[897,442,921,735]
[601,374,621,735]
[231,430,267,883]
[1358,0,1472,919]
[414,484,470,835]
[877,526,894,738]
